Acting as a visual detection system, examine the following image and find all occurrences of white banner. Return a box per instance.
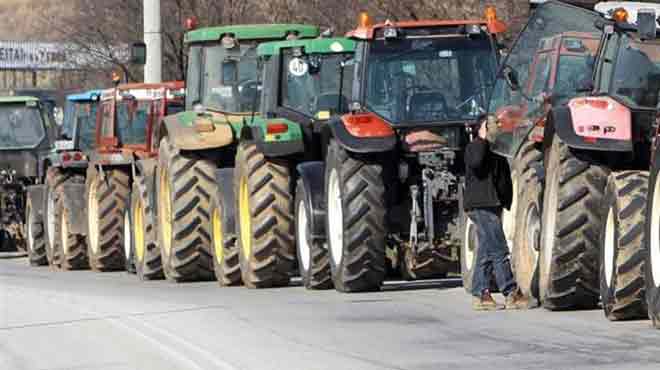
[0,41,129,70]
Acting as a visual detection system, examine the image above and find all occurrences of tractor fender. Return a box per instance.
[161,113,234,151]
[59,183,87,235]
[550,97,632,152]
[27,185,46,220]
[297,161,326,241]
[215,168,236,236]
[251,120,305,157]
[328,113,396,153]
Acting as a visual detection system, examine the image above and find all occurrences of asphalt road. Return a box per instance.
[1,257,660,370]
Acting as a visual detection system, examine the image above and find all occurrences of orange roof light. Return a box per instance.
[358,12,372,28]
[612,8,629,23]
[185,16,198,31]
[485,5,497,23]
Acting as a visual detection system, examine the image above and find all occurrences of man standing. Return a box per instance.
[464,117,527,311]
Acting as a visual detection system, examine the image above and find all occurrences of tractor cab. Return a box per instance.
[94,82,184,162]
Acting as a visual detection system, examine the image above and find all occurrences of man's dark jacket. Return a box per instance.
[463,137,513,211]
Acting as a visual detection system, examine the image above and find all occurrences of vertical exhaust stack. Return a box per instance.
[144,0,162,83]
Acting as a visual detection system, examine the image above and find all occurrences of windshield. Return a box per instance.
[116,100,150,145]
[0,104,46,150]
[366,35,496,125]
[610,35,660,109]
[281,52,353,118]
[203,44,260,113]
[487,1,602,157]
[74,102,98,151]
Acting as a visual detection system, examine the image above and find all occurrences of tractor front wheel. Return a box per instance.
[325,140,386,292]
[210,189,241,286]
[131,173,163,280]
[25,195,47,266]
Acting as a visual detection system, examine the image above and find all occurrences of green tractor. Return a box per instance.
[231,36,355,289]
[154,24,319,282]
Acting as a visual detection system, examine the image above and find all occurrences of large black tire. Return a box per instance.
[85,167,130,271]
[599,171,648,321]
[234,143,295,288]
[45,168,85,268]
[157,138,214,282]
[25,195,47,266]
[539,135,609,310]
[511,142,544,298]
[131,172,163,280]
[459,206,479,294]
[55,193,88,270]
[210,187,242,286]
[325,140,386,292]
[645,153,660,328]
[295,179,332,290]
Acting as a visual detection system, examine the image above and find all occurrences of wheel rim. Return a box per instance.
[212,206,224,265]
[464,217,476,268]
[134,197,145,262]
[61,206,69,256]
[47,189,56,250]
[88,178,100,254]
[328,168,344,266]
[26,204,33,252]
[239,175,252,259]
[542,165,559,286]
[123,208,132,261]
[604,207,616,287]
[159,166,172,257]
[651,173,660,284]
[297,199,311,272]
[502,175,517,252]
[525,201,541,267]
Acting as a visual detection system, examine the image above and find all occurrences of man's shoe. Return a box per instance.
[505,288,529,310]
[473,291,499,311]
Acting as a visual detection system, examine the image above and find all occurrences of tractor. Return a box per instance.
[0,96,56,257]
[489,1,660,318]
[494,31,600,297]
[282,10,507,293]
[25,90,102,269]
[151,23,319,283]
[73,82,184,271]
[230,36,355,289]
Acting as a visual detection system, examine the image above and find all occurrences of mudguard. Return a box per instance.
[161,112,235,151]
[60,183,87,235]
[551,97,632,152]
[297,161,326,241]
[27,185,46,219]
[250,118,304,157]
[215,168,236,236]
[328,113,396,153]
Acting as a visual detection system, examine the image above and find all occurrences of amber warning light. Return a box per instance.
[485,5,507,34]
[358,12,372,28]
[612,8,629,23]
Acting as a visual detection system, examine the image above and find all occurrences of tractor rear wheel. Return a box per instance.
[26,195,47,266]
[295,179,332,290]
[510,141,543,297]
[600,171,648,321]
[56,194,88,270]
[325,140,386,292]
[234,143,295,288]
[210,188,241,286]
[644,154,660,328]
[86,168,130,271]
[157,138,214,282]
[539,135,608,310]
[131,173,163,280]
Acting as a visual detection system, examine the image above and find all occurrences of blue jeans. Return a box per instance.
[468,208,516,297]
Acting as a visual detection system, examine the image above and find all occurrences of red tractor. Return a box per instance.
[54,82,184,273]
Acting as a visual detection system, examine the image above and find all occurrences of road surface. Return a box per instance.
[1,257,659,370]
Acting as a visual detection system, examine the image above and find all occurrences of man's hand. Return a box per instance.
[478,120,488,139]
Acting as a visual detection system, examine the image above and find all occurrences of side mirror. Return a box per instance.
[502,66,520,91]
[638,9,657,41]
[130,42,146,65]
[222,59,239,85]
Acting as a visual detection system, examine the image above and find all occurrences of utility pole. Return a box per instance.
[144,0,162,83]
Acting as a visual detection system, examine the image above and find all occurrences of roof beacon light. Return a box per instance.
[485,5,507,34]
[185,17,198,31]
[485,5,497,23]
[612,7,629,23]
[358,12,373,28]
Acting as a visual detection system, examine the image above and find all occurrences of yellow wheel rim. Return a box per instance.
[134,197,145,262]
[159,166,172,256]
[212,206,224,264]
[239,175,252,259]
[61,206,69,256]
[87,177,100,254]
